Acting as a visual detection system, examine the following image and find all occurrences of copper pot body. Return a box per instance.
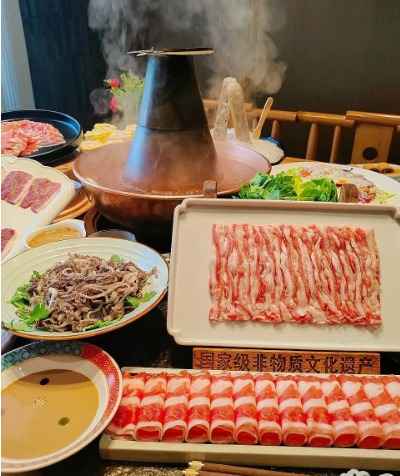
[73,141,271,239]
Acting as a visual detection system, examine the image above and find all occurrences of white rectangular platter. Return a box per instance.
[167,199,400,352]
[1,155,78,262]
[99,367,400,471]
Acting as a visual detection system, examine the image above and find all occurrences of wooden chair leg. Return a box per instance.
[271,120,281,140]
[306,123,319,161]
[329,125,342,163]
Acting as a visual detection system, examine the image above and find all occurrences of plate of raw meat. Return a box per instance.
[1,154,78,262]
[168,198,400,352]
[1,109,83,165]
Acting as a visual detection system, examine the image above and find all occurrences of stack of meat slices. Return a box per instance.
[1,168,61,213]
[1,119,65,157]
[209,223,381,328]
[105,370,400,449]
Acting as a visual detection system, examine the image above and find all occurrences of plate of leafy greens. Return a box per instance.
[238,162,400,205]
[1,238,168,340]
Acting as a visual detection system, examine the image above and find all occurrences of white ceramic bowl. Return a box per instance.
[23,219,86,250]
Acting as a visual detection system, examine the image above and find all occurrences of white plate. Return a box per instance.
[167,199,400,352]
[99,367,400,472]
[271,161,400,205]
[1,155,79,262]
[1,238,169,340]
[1,341,122,473]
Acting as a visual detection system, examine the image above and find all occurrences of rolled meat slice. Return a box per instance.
[254,373,282,446]
[135,372,167,442]
[161,371,191,442]
[296,375,334,448]
[186,371,211,443]
[362,376,400,449]
[338,375,384,449]
[320,375,359,447]
[381,375,400,408]
[232,373,258,445]
[275,375,308,446]
[105,372,146,440]
[209,372,235,444]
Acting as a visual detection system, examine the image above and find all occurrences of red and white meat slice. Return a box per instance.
[296,375,334,448]
[320,375,359,447]
[1,170,33,204]
[20,177,61,213]
[254,373,282,446]
[161,371,191,442]
[232,373,258,445]
[1,120,65,156]
[275,375,308,446]
[209,223,381,328]
[209,373,235,444]
[186,371,211,443]
[1,228,17,259]
[338,375,384,449]
[381,375,400,408]
[135,373,167,442]
[362,376,400,449]
[105,372,146,440]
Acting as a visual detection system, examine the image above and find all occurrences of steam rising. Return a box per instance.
[88,0,287,100]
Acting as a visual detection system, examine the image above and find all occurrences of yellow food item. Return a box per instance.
[28,227,82,248]
[363,162,395,174]
[80,140,103,151]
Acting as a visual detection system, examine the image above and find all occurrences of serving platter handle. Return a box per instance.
[203,180,217,199]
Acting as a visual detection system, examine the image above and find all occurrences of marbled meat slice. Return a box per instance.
[338,374,384,449]
[275,375,308,447]
[161,372,191,442]
[362,376,400,449]
[232,373,258,445]
[1,170,33,204]
[185,371,211,443]
[135,373,167,442]
[20,177,61,212]
[105,372,146,440]
[209,223,381,328]
[296,375,334,448]
[1,120,65,155]
[254,373,282,446]
[209,373,235,444]
[320,375,359,448]
[1,228,16,259]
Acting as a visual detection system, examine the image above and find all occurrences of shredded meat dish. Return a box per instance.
[22,253,157,332]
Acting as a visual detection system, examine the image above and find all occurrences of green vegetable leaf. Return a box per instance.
[9,284,30,309]
[238,170,338,202]
[111,254,125,265]
[126,291,157,309]
[82,317,122,332]
[25,303,51,325]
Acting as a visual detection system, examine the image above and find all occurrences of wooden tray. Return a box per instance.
[99,367,400,471]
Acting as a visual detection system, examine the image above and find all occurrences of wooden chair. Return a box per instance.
[345,111,400,164]
[203,100,400,164]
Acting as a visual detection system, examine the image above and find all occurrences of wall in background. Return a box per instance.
[18,0,106,132]
[16,0,400,162]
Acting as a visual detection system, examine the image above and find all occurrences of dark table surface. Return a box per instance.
[3,204,400,476]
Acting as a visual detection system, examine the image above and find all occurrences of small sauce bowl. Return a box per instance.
[24,219,87,250]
